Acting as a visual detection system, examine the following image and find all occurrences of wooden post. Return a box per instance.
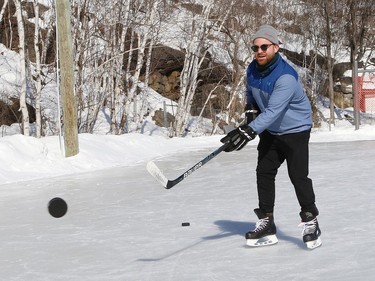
[56,0,79,157]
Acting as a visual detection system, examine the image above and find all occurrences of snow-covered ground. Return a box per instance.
[0,125,375,280]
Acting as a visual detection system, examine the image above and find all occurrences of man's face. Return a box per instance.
[252,38,279,66]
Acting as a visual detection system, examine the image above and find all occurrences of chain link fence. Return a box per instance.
[353,62,375,129]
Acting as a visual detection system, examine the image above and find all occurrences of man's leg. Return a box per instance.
[279,130,318,214]
[256,132,284,213]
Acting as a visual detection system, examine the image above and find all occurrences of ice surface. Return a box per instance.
[0,139,374,280]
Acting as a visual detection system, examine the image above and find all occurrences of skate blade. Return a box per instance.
[246,235,278,247]
[305,237,322,249]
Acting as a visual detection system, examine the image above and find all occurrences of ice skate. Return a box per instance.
[299,212,322,250]
[246,209,278,247]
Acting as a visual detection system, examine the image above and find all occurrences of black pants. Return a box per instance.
[256,130,318,215]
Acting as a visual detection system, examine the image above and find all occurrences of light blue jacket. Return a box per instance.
[246,54,312,135]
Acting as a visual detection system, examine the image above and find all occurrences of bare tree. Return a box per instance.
[217,0,258,125]
[70,0,130,134]
[173,3,210,136]
[133,0,164,132]
[345,0,375,65]
[69,0,163,135]
[71,0,108,134]
[300,0,348,128]
[173,0,237,136]
[319,1,346,127]
[33,0,42,138]
[0,0,9,23]
[14,0,30,135]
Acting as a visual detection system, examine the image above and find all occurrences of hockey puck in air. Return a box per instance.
[48,197,68,218]
[181,222,190,226]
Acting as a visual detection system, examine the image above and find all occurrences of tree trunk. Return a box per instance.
[174,1,214,136]
[14,0,29,136]
[33,0,42,138]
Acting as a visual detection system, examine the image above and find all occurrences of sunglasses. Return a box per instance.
[251,44,274,52]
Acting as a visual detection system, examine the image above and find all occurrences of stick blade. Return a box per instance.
[146,161,168,188]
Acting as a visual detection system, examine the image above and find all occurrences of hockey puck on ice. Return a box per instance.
[48,197,68,218]
[181,222,190,226]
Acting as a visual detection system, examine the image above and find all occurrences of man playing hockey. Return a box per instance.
[221,25,322,249]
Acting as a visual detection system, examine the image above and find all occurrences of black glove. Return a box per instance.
[220,125,257,152]
[245,103,259,124]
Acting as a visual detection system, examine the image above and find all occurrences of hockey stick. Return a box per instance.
[147,142,230,189]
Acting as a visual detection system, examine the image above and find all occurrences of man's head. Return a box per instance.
[251,25,281,66]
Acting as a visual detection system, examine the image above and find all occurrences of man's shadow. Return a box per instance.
[138,219,305,262]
